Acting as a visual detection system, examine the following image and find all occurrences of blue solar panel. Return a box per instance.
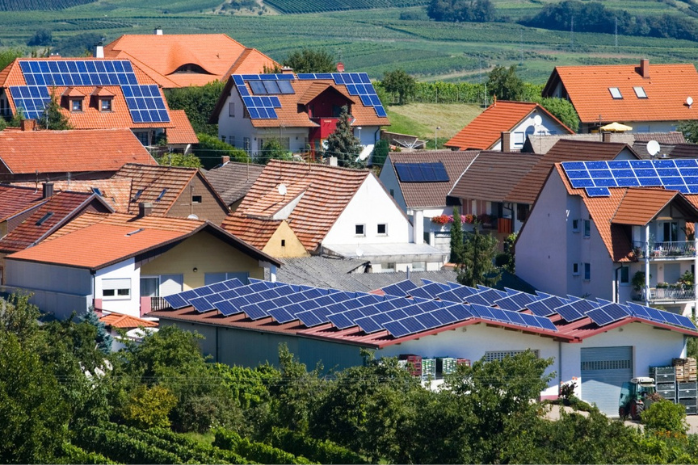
[586,187,611,197]
[296,310,325,327]
[555,303,586,322]
[387,309,409,320]
[355,316,384,334]
[327,312,355,329]
[493,296,523,311]
[436,285,477,302]
[535,316,559,331]
[465,293,492,306]
[382,280,418,296]
[178,290,199,302]
[394,162,449,183]
[409,282,450,299]
[587,308,616,326]
[9,85,51,120]
[163,293,188,309]
[599,303,630,320]
[268,307,296,323]
[526,301,555,317]
[216,301,240,316]
[519,312,543,328]
[415,312,442,330]
[447,304,474,321]
[399,316,426,334]
[383,320,410,338]
[244,305,270,320]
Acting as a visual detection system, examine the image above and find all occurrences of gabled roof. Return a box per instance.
[12,178,133,212]
[221,213,283,250]
[542,61,698,124]
[166,110,199,145]
[444,101,574,151]
[0,191,112,253]
[384,150,479,208]
[448,151,542,202]
[203,161,265,206]
[0,128,156,174]
[103,33,279,88]
[100,312,157,328]
[233,160,371,251]
[0,185,45,221]
[210,73,389,129]
[508,140,639,204]
[612,189,698,226]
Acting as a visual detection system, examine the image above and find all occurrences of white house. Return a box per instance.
[150,278,698,416]
[378,150,478,254]
[211,72,389,160]
[516,160,698,317]
[223,160,447,271]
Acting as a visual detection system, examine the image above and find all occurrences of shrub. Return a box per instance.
[268,427,365,464]
[122,384,177,429]
[641,399,688,435]
[214,428,316,464]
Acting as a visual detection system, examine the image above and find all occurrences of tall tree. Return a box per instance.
[487,65,525,101]
[427,0,496,22]
[324,105,363,168]
[381,69,416,105]
[40,95,72,130]
[450,206,465,264]
[458,221,501,287]
[283,48,336,73]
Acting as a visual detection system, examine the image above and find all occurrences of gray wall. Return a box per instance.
[6,260,92,294]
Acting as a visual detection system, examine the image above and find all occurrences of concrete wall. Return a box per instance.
[96,259,140,315]
[6,259,92,294]
[262,221,309,258]
[169,175,229,225]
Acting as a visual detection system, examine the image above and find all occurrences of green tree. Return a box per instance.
[53,32,101,57]
[122,384,177,429]
[158,152,203,168]
[458,221,501,287]
[193,133,249,169]
[164,81,225,135]
[324,105,363,168]
[27,28,52,46]
[0,48,23,72]
[370,139,390,168]
[678,120,698,144]
[40,94,72,130]
[487,65,525,101]
[257,138,292,165]
[79,308,112,354]
[427,0,496,22]
[381,69,416,105]
[450,206,465,264]
[283,48,336,73]
[534,97,580,132]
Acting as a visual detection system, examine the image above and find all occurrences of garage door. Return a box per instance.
[580,346,633,416]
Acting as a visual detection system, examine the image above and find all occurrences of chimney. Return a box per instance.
[21,119,37,132]
[602,132,612,143]
[94,43,104,59]
[328,156,338,167]
[42,182,54,199]
[221,155,230,164]
[501,131,511,152]
[281,66,294,75]
[138,202,153,217]
[640,58,650,78]
[154,27,163,35]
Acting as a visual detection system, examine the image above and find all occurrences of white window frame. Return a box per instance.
[609,87,623,99]
[71,98,83,112]
[100,98,112,112]
[633,86,647,99]
[102,278,131,300]
[355,224,366,236]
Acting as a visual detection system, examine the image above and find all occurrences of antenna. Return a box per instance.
[687,96,694,108]
[533,115,543,126]
[570,16,574,48]
[647,140,660,157]
[614,17,618,50]
[277,184,287,196]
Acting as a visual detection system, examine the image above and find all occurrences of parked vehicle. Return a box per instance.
[619,377,656,420]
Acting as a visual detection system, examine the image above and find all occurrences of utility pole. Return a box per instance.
[570,16,574,48]
[615,17,618,50]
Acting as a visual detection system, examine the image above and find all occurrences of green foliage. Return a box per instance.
[450,206,465,264]
[324,105,364,168]
[487,65,525,101]
[59,443,116,465]
[268,427,365,464]
[165,81,224,136]
[40,94,72,130]
[0,0,96,10]
[370,139,390,167]
[283,48,336,73]
[257,138,292,165]
[123,384,177,429]
[264,0,427,13]
[533,97,580,132]
[641,399,688,435]
[193,133,250,169]
[427,0,496,22]
[381,69,416,104]
[212,363,278,409]
[458,222,501,287]
[74,425,184,464]
[214,428,315,464]
[52,32,101,57]
[158,152,203,168]
[79,308,112,354]
[27,28,52,46]
[495,232,516,273]
[0,47,23,71]
[678,120,698,144]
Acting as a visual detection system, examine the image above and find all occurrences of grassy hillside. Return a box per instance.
[387,103,482,141]
[0,0,95,10]
[264,0,427,14]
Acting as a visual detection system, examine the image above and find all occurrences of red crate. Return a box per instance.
[456,358,471,367]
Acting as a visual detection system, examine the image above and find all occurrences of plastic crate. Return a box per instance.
[678,382,698,399]
[399,354,422,377]
[422,359,436,380]
[650,366,676,383]
[436,357,457,375]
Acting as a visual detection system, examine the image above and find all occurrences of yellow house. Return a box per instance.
[221,213,309,259]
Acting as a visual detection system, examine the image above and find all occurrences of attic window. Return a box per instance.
[132,189,143,202]
[156,189,167,201]
[126,228,143,237]
[91,187,103,196]
[36,212,54,226]
[71,99,83,112]
[609,87,623,99]
[100,98,112,111]
[634,86,647,99]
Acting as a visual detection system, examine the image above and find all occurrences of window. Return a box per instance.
[221,135,226,143]
[204,272,249,285]
[516,204,529,222]
[384,262,396,271]
[484,350,538,362]
[281,239,286,247]
[389,189,395,198]
[100,98,112,111]
[229,102,235,117]
[573,263,580,275]
[412,262,426,271]
[572,219,580,232]
[583,219,591,238]
[192,195,202,203]
[243,107,250,119]
[584,263,591,280]
[244,137,250,151]
[662,222,678,242]
[134,131,150,146]
[377,224,387,235]
[355,224,365,236]
[609,87,623,99]
[620,266,629,284]
[633,86,647,99]
[71,98,83,112]
[102,278,131,299]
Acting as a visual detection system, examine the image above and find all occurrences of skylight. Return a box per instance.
[132,189,143,202]
[36,212,54,226]
[91,187,103,196]
[609,87,623,99]
[634,86,647,98]
[156,189,167,201]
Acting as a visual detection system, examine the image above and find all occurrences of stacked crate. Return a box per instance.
[674,358,698,415]
[399,354,422,377]
[422,358,436,380]
[436,357,458,377]
[650,366,676,403]
[673,358,697,382]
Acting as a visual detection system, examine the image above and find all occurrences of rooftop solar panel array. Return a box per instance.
[14,59,170,123]
[394,162,450,183]
[561,159,698,197]
[9,86,51,120]
[297,72,387,118]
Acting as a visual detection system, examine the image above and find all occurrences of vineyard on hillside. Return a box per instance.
[0,0,96,10]
[263,0,427,14]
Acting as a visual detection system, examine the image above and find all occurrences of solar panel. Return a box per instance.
[355,316,384,334]
[9,85,51,120]
[268,307,296,323]
[493,296,523,311]
[525,301,555,317]
[599,303,630,320]
[216,301,241,316]
[296,310,325,327]
[244,305,270,320]
[535,316,559,331]
[447,304,474,321]
[587,308,616,326]
[394,162,449,183]
[415,312,442,330]
[381,280,417,296]
[383,320,411,338]
[327,312,356,329]
[409,282,450,299]
[399,316,426,334]
[555,303,586,322]
[178,290,199,302]
[163,293,188,309]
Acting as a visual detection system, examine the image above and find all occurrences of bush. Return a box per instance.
[73,425,183,464]
[268,427,365,464]
[641,399,688,435]
[122,384,177,429]
[214,428,316,464]
[193,133,249,169]
[58,443,116,465]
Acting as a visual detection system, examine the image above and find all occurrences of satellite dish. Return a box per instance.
[277,184,287,196]
[533,115,543,126]
[688,96,694,107]
[356,247,364,258]
[187,214,199,220]
[647,140,660,157]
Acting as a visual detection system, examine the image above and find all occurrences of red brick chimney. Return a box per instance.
[640,59,650,78]
[21,119,37,131]
[602,132,612,143]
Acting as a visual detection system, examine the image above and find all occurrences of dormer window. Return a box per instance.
[100,98,112,111]
[609,87,623,99]
[633,86,647,99]
[71,98,83,112]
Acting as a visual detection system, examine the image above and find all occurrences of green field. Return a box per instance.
[0,0,697,83]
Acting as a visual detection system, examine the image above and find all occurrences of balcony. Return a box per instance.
[634,286,695,303]
[633,241,696,260]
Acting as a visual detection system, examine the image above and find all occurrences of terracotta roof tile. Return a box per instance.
[100,313,157,328]
[0,128,156,174]
[445,101,573,151]
[0,191,106,253]
[449,151,541,202]
[0,185,45,221]
[234,160,370,251]
[543,62,698,124]
[204,162,265,206]
[385,150,479,208]
[612,189,688,225]
[221,213,282,250]
[103,34,279,88]
[12,178,133,212]
[166,110,198,145]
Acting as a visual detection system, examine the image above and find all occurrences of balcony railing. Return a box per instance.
[150,296,168,311]
[634,287,695,302]
[633,241,696,259]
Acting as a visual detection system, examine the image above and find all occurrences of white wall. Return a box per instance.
[378,157,407,212]
[324,174,413,246]
[492,108,570,151]
[95,258,140,316]
[354,126,382,146]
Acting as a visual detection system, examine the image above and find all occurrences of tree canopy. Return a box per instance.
[381,69,416,105]
[164,81,225,136]
[324,105,363,168]
[458,221,501,287]
[427,0,496,22]
[282,48,336,73]
[487,65,525,101]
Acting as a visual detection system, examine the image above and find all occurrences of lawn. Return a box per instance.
[386,103,482,143]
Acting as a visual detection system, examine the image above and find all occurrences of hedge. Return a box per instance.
[214,428,316,464]
[268,427,366,464]
[73,426,182,464]
[58,443,118,465]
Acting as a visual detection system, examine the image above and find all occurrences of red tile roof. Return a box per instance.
[445,101,573,150]
[221,213,282,250]
[542,61,698,124]
[0,128,156,174]
[103,34,279,88]
[385,150,479,208]
[0,191,110,253]
[167,110,198,145]
[0,185,45,221]
[12,178,133,213]
[232,160,370,251]
[100,312,157,328]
